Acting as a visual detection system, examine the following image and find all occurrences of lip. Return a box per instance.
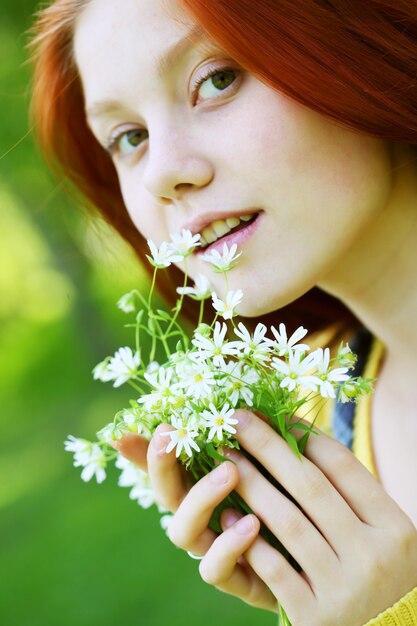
[182,209,262,238]
[195,212,263,256]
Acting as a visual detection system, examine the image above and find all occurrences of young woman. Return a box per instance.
[30,1,417,624]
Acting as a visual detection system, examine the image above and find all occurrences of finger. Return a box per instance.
[224,448,338,584]
[168,461,239,555]
[111,433,149,471]
[147,423,191,512]
[199,511,277,612]
[234,409,363,549]
[296,419,405,526]
[242,523,314,620]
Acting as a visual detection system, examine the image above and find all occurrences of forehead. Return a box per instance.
[73,0,202,104]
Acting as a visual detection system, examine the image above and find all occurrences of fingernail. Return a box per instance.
[234,515,256,535]
[235,410,250,431]
[209,462,229,485]
[151,432,167,454]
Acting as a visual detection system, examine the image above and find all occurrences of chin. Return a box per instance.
[234,281,315,319]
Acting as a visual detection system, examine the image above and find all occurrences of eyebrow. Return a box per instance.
[86,24,206,119]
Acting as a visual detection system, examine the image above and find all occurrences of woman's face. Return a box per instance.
[74,0,394,316]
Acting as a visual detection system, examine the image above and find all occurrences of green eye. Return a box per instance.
[117,129,148,154]
[197,69,237,100]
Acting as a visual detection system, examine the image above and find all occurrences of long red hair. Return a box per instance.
[29,0,417,333]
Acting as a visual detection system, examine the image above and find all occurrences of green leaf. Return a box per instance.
[156,309,172,321]
[277,411,287,438]
[285,431,301,459]
[298,432,310,455]
[206,443,230,464]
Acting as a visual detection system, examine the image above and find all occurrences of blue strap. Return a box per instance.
[332,327,373,450]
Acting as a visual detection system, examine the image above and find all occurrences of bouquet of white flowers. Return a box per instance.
[65,230,373,626]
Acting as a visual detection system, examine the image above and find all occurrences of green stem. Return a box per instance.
[147,267,158,310]
[133,288,149,309]
[127,380,146,394]
[277,604,292,626]
[165,259,188,336]
[224,270,229,294]
[198,298,205,326]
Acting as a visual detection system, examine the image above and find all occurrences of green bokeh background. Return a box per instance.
[0,3,275,625]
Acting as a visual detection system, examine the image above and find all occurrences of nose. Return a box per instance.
[142,126,214,203]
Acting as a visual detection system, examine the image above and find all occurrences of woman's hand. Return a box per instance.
[116,412,417,625]
[113,426,277,611]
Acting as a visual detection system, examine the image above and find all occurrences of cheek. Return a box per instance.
[118,171,169,242]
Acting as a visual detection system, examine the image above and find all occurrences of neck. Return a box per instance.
[319,143,417,373]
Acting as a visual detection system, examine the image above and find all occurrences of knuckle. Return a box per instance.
[249,422,276,451]
[292,462,328,502]
[280,508,306,539]
[260,554,286,586]
[331,443,358,473]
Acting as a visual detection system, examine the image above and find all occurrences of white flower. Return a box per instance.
[269,323,310,357]
[177,362,216,400]
[177,274,212,300]
[314,347,350,398]
[64,435,92,464]
[169,229,201,256]
[211,290,243,320]
[160,513,173,532]
[220,361,258,407]
[271,349,319,392]
[106,347,141,387]
[66,438,107,484]
[202,242,242,272]
[139,366,183,409]
[146,360,160,374]
[192,321,240,366]
[233,322,272,363]
[201,402,238,441]
[117,291,136,313]
[116,455,155,508]
[161,415,201,458]
[146,239,183,268]
[96,421,129,442]
[92,359,114,383]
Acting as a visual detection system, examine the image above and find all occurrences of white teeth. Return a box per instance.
[199,213,257,247]
[226,217,240,228]
[212,219,232,238]
[201,225,218,244]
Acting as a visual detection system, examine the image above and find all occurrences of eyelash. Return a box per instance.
[105,66,240,157]
[192,65,239,103]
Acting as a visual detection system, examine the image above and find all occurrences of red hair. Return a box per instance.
[29,0,417,333]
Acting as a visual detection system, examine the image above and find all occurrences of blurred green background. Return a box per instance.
[0,2,275,625]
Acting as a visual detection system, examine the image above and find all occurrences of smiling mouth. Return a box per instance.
[196,212,259,251]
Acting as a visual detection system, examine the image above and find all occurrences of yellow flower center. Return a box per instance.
[216,417,224,426]
[194,373,203,382]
